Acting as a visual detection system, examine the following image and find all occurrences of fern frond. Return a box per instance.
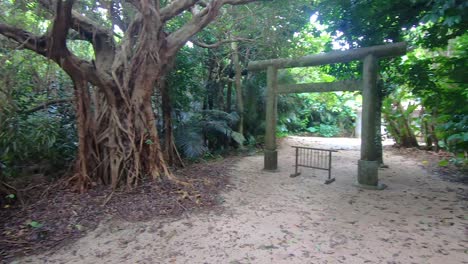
[175,127,207,158]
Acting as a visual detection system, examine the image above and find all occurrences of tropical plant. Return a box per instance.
[381,88,419,147]
[174,110,244,159]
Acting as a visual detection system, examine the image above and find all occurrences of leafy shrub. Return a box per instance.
[0,48,76,178]
[318,124,340,137]
[317,124,340,137]
[275,93,357,137]
[0,107,76,177]
[437,115,468,155]
[174,110,245,159]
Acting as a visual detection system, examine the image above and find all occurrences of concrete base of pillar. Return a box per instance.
[264,149,278,171]
[357,159,379,186]
[353,181,387,190]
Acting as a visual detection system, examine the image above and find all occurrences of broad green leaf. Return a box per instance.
[438,159,449,167]
[29,221,43,228]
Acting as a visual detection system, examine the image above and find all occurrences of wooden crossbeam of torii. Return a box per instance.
[248,42,407,70]
[247,42,407,189]
[277,80,362,94]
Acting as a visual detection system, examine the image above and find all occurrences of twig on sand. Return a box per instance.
[101,191,114,207]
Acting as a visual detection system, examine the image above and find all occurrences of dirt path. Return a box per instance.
[21,137,468,264]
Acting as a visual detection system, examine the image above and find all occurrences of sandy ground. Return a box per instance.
[19,137,468,264]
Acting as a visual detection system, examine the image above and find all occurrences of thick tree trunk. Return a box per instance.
[205,54,216,110]
[216,81,225,110]
[231,42,244,134]
[67,65,174,190]
[160,79,182,167]
[71,78,94,191]
[225,81,232,113]
[162,86,174,165]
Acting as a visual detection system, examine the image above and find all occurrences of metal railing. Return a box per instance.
[290,146,337,184]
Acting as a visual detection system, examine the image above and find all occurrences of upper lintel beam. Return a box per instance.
[277,80,362,94]
[248,42,407,71]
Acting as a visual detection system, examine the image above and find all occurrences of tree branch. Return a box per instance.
[48,0,74,59]
[165,0,260,57]
[197,1,209,7]
[0,19,109,86]
[0,24,48,56]
[166,0,223,56]
[38,0,114,41]
[124,0,142,10]
[160,0,200,22]
[1,1,117,106]
[37,0,116,70]
[190,37,256,48]
[23,99,73,114]
[222,0,260,5]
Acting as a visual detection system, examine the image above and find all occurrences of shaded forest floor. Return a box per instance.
[2,137,468,263]
[0,158,237,261]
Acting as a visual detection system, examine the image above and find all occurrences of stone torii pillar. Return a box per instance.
[358,54,383,189]
[248,42,407,189]
[264,66,278,170]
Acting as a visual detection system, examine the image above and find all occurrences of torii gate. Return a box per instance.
[247,42,407,189]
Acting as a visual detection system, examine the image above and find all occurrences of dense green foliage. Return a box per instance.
[0,0,466,180]
[385,33,468,154]
[277,92,357,138]
[0,48,76,177]
[315,0,467,167]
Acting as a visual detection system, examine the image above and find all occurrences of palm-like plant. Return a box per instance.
[174,110,245,158]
